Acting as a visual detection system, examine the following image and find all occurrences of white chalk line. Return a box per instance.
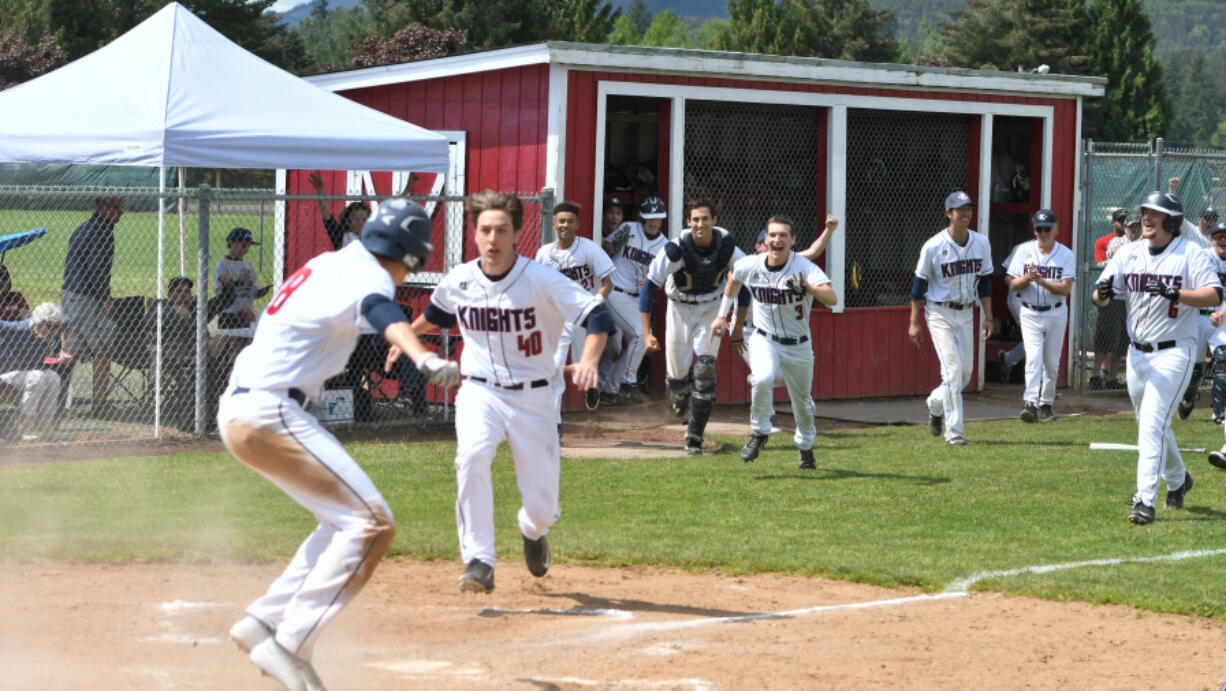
[944,547,1226,593]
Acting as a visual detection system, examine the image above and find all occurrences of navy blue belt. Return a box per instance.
[233,386,307,407]
[1023,302,1063,312]
[613,286,639,297]
[937,301,971,310]
[467,376,549,391]
[1131,340,1176,353]
[768,334,809,345]
[1200,309,1216,316]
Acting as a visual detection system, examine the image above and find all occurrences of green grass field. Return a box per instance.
[0,206,279,308]
[4,413,1226,620]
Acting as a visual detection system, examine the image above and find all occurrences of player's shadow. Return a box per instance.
[753,466,949,485]
[480,591,763,620]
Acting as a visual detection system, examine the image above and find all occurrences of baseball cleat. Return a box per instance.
[584,388,600,411]
[458,559,495,593]
[1209,450,1226,470]
[1019,403,1037,423]
[946,436,967,446]
[798,448,816,470]
[249,638,327,691]
[684,434,703,455]
[740,434,768,462]
[1128,500,1155,525]
[230,615,274,653]
[620,383,645,404]
[522,534,550,577]
[1038,404,1056,422]
[599,391,620,407]
[1165,471,1193,509]
[928,413,943,437]
[1178,399,1194,420]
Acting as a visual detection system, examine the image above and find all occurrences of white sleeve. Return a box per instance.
[806,263,831,286]
[429,274,457,314]
[977,235,994,276]
[726,246,747,271]
[1061,247,1077,281]
[731,255,753,284]
[914,242,932,280]
[1189,243,1222,291]
[534,245,549,263]
[645,245,679,287]
[590,241,615,279]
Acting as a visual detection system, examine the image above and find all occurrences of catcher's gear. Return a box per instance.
[605,222,631,253]
[362,198,433,269]
[1095,278,1114,300]
[1143,279,1180,302]
[1139,191,1184,234]
[416,353,460,388]
[785,274,808,297]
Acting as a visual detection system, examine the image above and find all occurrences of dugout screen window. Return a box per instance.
[604,96,665,220]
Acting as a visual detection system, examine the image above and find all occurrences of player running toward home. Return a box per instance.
[640,198,747,455]
[600,196,670,405]
[712,215,836,468]
[1200,224,1226,467]
[1005,209,1076,422]
[413,190,614,593]
[1178,207,1225,420]
[219,199,460,691]
[909,191,994,445]
[1094,191,1222,525]
[535,201,613,440]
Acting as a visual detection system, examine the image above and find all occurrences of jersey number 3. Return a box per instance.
[266,267,312,316]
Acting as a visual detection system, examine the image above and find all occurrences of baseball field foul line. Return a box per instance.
[943,548,1226,593]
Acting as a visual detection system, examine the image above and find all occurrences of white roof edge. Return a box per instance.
[305,41,1106,99]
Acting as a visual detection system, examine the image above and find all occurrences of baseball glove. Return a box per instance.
[417,353,460,388]
[1143,279,1180,302]
[785,274,808,297]
[1095,278,1114,300]
[606,223,631,253]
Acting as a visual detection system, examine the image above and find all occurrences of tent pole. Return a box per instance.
[195,185,210,437]
[179,167,187,275]
[155,167,166,438]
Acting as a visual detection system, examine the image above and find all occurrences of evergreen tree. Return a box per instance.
[712,0,825,57]
[1167,51,1215,145]
[607,14,642,45]
[690,17,727,49]
[938,0,1088,73]
[551,0,619,43]
[626,0,652,36]
[1082,0,1171,140]
[294,4,371,73]
[642,9,691,48]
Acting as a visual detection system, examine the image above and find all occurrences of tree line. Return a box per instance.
[0,0,1218,146]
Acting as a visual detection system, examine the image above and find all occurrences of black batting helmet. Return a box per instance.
[1201,207,1219,223]
[1139,191,1184,235]
[1111,208,1128,224]
[1212,222,1226,239]
[361,198,433,270]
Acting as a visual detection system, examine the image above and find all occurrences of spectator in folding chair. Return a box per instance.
[336,302,429,420]
[62,195,123,417]
[144,277,236,430]
[0,303,72,442]
[0,265,30,322]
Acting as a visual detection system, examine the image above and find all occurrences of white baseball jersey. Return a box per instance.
[1184,220,1209,248]
[608,221,669,292]
[1005,240,1077,308]
[535,236,614,294]
[1100,235,1221,345]
[214,255,260,314]
[914,229,993,303]
[648,227,746,301]
[429,256,602,384]
[229,242,391,402]
[732,252,829,340]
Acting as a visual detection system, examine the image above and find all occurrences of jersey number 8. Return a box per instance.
[266,267,313,316]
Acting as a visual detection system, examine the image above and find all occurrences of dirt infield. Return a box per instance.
[2,559,1225,690]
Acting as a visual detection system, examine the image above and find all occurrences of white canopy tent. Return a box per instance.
[0,2,450,436]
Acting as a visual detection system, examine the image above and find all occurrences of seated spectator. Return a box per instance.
[146,276,235,430]
[0,303,72,441]
[209,227,269,383]
[309,170,370,250]
[0,265,30,322]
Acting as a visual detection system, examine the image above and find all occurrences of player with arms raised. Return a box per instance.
[1093,191,1222,525]
[413,190,614,593]
[219,199,460,690]
[711,215,837,468]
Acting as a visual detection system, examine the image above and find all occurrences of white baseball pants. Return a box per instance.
[1019,304,1068,406]
[664,298,722,380]
[454,382,559,568]
[747,332,816,449]
[0,369,60,432]
[605,290,647,391]
[925,303,974,441]
[1126,344,1194,508]
[217,388,395,661]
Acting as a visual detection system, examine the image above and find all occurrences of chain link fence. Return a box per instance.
[1073,139,1226,392]
[683,100,822,250]
[0,183,551,447]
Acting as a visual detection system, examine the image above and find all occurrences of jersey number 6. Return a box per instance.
[265,267,313,316]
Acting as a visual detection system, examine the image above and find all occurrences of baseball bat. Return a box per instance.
[1090,442,1207,453]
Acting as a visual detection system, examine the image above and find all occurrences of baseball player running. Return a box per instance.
[1093,191,1222,524]
[640,198,747,455]
[1202,224,1226,467]
[1005,209,1076,422]
[535,201,613,438]
[909,191,994,445]
[413,190,614,593]
[600,196,670,404]
[219,199,460,690]
[1178,206,1224,419]
[712,215,836,468]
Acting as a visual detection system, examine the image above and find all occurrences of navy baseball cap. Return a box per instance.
[227,227,259,245]
[944,191,976,210]
[1202,207,1219,223]
[1032,208,1057,228]
[605,197,626,210]
[1111,208,1128,223]
[1212,222,1226,238]
[756,228,768,244]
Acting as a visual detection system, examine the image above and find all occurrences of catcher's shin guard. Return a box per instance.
[686,355,718,440]
[1184,362,1206,404]
[667,375,692,419]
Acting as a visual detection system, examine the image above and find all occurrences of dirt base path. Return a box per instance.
[2,560,1224,690]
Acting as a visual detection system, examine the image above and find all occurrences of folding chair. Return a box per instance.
[107,296,152,410]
